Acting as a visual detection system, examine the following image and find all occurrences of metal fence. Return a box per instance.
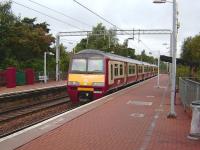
[179,77,200,109]
[35,71,67,82]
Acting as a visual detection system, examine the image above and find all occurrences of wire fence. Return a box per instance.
[179,77,200,110]
[34,71,67,82]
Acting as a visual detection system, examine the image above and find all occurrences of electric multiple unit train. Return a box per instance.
[67,49,157,103]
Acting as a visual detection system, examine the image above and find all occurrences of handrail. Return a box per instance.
[179,77,200,110]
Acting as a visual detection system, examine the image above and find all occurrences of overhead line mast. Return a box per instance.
[59,29,171,36]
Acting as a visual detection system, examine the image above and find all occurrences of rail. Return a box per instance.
[179,77,200,109]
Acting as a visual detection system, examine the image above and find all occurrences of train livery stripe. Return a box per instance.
[78,87,94,91]
[68,74,105,86]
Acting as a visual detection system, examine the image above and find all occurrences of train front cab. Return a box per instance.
[67,54,106,103]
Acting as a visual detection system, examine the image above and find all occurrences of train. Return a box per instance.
[67,49,158,103]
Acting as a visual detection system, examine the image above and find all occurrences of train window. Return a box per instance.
[114,64,118,76]
[144,66,147,72]
[128,65,135,75]
[111,64,113,80]
[71,59,86,72]
[133,65,135,74]
[120,64,123,76]
[129,65,132,74]
[88,59,103,73]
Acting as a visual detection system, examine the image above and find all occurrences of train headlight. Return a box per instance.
[92,82,104,87]
[68,81,80,86]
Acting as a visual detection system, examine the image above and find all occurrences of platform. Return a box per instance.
[0,80,67,97]
[0,75,199,150]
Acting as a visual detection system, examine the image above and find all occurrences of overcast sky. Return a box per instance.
[9,0,200,57]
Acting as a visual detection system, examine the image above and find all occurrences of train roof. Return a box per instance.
[77,49,157,66]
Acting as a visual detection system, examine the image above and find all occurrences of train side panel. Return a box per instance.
[106,59,126,91]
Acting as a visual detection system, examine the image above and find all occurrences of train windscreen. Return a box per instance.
[71,58,104,73]
[71,59,87,72]
[88,59,103,73]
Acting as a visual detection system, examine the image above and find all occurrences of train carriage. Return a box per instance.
[67,49,157,103]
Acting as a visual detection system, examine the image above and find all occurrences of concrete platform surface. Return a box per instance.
[1,75,200,150]
[0,80,67,96]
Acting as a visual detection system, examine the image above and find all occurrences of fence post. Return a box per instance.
[196,85,199,101]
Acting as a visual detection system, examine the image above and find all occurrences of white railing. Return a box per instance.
[179,77,200,109]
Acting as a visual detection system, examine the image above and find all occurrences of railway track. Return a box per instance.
[0,96,72,138]
[0,85,73,138]
[0,96,70,122]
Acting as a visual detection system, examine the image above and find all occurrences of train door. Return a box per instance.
[136,64,139,81]
[108,61,114,85]
[124,62,128,84]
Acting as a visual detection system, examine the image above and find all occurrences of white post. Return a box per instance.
[168,0,177,118]
[44,52,47,83]
[56,34,60,81]
[157,50,160,88]
[169,33,173,84]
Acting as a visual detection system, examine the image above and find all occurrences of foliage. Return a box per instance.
[0,1,70,73]
[181,35,200,64]
[181,34,200,76]
[176,65,190,78]
[75,23,117,52]
[136,50,156,64]
[59,44,70,72]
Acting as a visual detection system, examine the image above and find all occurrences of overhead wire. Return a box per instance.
[73,0,117,28]
[73,0,151,49]
[12,0,82,30]
[27,0,92,28]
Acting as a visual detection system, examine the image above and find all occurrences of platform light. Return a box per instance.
[153,0,166,3]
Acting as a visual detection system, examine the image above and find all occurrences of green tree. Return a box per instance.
[181,34,200,76]
[75,23,115,52]
[0,1,55,71]
[136,50,156,64]
[0,1,16,67]
[74,23,137,59]
[59,44,70,72]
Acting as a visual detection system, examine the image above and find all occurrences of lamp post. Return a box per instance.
[153,0,177,117]
[44,52,55,83]
[56,33,60,81]
[157,50,160,88]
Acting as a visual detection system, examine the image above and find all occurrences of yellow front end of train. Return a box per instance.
[67,52,106,103]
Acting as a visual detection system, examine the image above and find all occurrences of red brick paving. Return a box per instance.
[16,75,200,150]
[0,80,67,96]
